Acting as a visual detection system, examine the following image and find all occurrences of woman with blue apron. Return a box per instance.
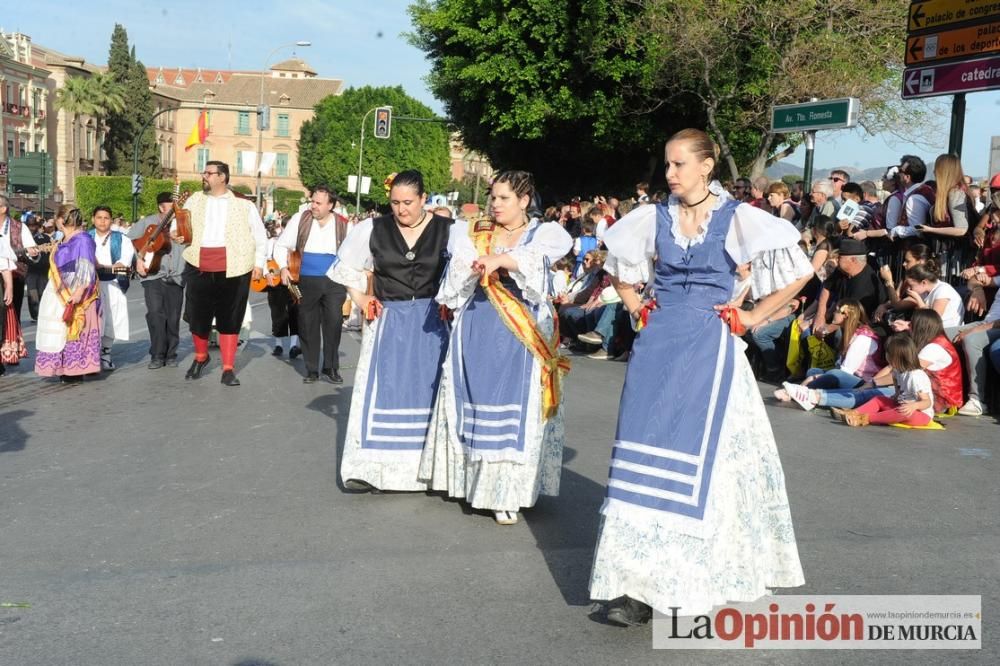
[420,171,573,525]
[330,170,452,492]
[589,130,811,626]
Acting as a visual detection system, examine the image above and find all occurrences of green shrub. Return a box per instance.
[75,176,202,222]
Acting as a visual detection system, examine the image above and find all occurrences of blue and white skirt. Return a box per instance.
[339,298,448,490]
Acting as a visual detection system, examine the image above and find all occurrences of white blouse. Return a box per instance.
[602,182,813,299]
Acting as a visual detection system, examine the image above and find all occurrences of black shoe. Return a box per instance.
[303,372,319,384]
[165,357,179,368]
[288,345,302,359]
[322,368,343,384]
[272,345,283,357]
[605,596,652,627]
[185,355,211,380]
[148,358,165,370]
[221,369,240,386]
[60,375,84,385]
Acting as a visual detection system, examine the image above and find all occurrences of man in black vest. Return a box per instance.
[275,185,348,383]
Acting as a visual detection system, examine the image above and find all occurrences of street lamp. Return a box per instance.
[256,40,311,210]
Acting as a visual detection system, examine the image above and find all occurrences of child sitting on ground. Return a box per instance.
[844,334,935,427]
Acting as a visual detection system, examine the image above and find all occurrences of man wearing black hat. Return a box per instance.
[812,238,890,341]
[128,193,188,369]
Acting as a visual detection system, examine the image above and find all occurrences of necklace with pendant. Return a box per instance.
[397,212,428,261]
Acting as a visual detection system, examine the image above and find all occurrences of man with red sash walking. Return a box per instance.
[181,161,266,386]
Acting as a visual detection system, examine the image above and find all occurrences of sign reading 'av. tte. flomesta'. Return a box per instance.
[770,98,860,133]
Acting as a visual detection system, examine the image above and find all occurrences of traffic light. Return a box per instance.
[374,107,391,139]
[257,104,270,131]
[131,173,143,195]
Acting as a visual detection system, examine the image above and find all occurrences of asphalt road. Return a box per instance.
[0,287,997,664]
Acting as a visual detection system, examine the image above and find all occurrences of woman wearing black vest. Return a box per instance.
[330,170,453,492]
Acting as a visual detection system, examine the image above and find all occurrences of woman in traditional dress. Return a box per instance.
[331,170,453,492]
[589,129,810,626]
[420,171,573,525]
[34,207,102,384]
[0,240,15,376]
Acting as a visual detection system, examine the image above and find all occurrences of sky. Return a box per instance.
[5,1,1000,179]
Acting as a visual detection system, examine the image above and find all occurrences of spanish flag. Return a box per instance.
[184,110,209,151]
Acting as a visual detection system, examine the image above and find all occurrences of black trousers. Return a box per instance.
[143,278,185,361]
[10,275,26,322]
[185,265,251,337]
[25,272,48,321]
[267,286,299,337]
[297,276,346,372]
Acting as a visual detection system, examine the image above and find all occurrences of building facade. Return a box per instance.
[148,59,343,196]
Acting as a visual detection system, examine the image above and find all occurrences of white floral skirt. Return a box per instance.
[419,352,564,512]
[589,353,804,615]
[339,320,429,492]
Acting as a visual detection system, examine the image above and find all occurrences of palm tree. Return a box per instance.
[55,73,125,175]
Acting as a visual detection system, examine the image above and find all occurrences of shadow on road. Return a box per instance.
[306,387,352,491]
[525,446,607,607]
[0,408,32,453]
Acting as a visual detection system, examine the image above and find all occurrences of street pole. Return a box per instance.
[947,94,965,157]
[802,131,816,192]
[256,41,311,212]
[356,105,379,215]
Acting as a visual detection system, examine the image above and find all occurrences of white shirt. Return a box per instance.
[893,183,930,239]
[894,369,935,418]
[595,218,609,243]
[273,211,341,269]
[93,230,137,271]
[1,216,38,255]
[918,342,952,372]
[0,234,16,270]
[840,333,881,380]
[884,193,903,231]
[187,194,267,268]
[923,280,964,328]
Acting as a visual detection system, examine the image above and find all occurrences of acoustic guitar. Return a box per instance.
[250,259,283,292]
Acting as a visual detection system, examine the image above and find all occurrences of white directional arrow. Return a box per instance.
[905,70,921,95]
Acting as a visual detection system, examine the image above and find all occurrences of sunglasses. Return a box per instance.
[831,177,846,183]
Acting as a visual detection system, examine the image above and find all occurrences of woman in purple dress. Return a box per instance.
[35,207,102,383]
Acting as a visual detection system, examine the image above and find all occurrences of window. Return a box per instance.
[236,151,243,175]
[6,139,14,159]
[5,82,12,104]
[276,152,288,177]
[197,148,209,173]
[85,129,93,159]
[19,140,27,156]
[277,113,290,137]
[237,111,250,135]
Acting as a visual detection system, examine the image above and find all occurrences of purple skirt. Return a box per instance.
[35,300,102,377]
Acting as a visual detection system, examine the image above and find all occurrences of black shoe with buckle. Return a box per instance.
[322,368,343,384]
[303,372,319,384]
[605,596,652,627]
[272,345,283,357]
[288,345,302,359]
[185,355,211,380]
[221,369,240,386]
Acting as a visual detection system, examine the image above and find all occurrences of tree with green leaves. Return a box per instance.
[410,0,925,190]
[409,0,702,197]
[54,73,125,175]
[299,85,451,209]
[636,0,916,180]
[103,24,159,177]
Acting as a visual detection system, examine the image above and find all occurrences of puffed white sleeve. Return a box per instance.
[328,217,373,291]
[507,221,573,305]
[602,204,655,285]
[726,203,814,299]
[436,219,480,309]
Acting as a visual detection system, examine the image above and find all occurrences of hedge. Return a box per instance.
[75,176,202,223]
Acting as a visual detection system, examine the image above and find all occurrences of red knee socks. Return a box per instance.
[218,333,238,371]
[193,334,209,362]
